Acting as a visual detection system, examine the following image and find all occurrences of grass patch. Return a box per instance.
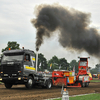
[53,93,100,100]
[90,80,100,82]
[70,93,100,100]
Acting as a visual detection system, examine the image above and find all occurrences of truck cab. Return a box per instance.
[77,57,90,87]
[78,57,89,75]
[0,49,36,88]
[0,49,52,89]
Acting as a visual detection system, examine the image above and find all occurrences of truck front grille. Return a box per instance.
[1,64,20,76]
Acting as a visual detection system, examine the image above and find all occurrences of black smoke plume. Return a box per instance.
[31,4,100,57]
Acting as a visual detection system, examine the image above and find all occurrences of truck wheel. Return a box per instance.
[82,82,85,87]
[5,83,12,89]
[25,76,33,89]
[85,82,89,87]
[46,80,52,89]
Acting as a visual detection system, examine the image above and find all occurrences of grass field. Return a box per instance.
[53,93,100,100]
[90,79,100,82]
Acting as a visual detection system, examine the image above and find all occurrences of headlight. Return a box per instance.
[0,78,2,81]
[18,77,21,80]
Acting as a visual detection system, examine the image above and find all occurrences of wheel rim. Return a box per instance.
[28,79,33,86]
[48,82,51,88]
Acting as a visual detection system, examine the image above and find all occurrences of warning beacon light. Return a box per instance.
[9,48,11,50]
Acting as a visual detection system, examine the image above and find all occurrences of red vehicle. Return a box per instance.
[51,57,91,87]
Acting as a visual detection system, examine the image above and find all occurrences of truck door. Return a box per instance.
[24,54,35,74]
[30,56,35,69]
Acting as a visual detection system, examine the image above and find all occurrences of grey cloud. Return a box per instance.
[31,4,100,58]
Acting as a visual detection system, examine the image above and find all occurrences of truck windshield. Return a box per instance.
[80,61,87,66]
[2,53,23,62]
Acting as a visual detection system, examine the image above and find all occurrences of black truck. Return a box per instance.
[0,49,52,89]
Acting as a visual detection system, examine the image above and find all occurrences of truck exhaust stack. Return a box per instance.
[36,51,38,72]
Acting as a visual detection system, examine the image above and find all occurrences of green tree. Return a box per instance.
[47,56,59,71]
[69,60,78,72]
[90,68,98,74]
[37,53,47,71]
[95,64,100,71]
[2,41,20,52]
[47,56,69,71]
[90,64,100,74]
[59,58,69,70]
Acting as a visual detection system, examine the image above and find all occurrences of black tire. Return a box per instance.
[42,86,46,89]
[82,82,85,87]
[5,83,12,89]
[85,82,89,87]
[46,80,52,89]
[25,76,33,89]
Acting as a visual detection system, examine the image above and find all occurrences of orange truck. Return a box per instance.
[51,57,91,87]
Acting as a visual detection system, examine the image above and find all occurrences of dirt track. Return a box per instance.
[0,82,100,100]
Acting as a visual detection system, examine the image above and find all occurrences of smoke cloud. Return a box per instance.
[31,4,100,57]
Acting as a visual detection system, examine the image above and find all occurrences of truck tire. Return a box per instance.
[46,79,52,89]
[25,76,33,89]
[82,82,85,87]
[85,82,89,87]
[5,83,12,89]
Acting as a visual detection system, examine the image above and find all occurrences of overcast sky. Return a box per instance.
[0,0,100,68]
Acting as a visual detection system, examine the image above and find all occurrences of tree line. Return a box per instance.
[1,41,99,74]
[90,64,100,74]
[37,53,78,72]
